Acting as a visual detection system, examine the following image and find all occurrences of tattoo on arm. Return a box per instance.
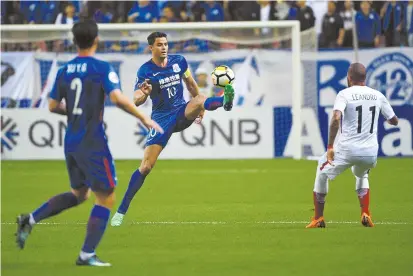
[328,111,341,146]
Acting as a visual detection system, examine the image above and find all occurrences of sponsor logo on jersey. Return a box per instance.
[108,71,120,84]
[173,63,181,73]
[159,74,180,89]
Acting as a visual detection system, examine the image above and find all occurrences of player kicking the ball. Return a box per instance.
[15,20,163,266]
[110,32,235,226]
[306,62,398,228]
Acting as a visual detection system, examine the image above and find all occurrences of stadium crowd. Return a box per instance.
[1,0,412,52]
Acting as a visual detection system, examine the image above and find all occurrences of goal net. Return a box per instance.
[1,21,318,160]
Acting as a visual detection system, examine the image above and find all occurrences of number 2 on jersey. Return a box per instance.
[70,78,83,115]
[355,105,376,134]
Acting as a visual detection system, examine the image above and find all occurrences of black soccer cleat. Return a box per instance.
[76,255,112,267]
[15,214,33,249]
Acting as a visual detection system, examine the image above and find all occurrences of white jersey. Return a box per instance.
[333,85,395,157]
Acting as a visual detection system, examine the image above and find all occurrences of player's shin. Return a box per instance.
[30,192,80,225]
[80,205,110,259]
[357,187,370,216]
[355,175,370,216]
[117,169,147,214]
[313,169,328,220]
[203,97,224,111]
[313,192,326,219]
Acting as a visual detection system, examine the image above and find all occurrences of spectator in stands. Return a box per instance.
[382,1,404,46]
[340,0,355,47]
[202,1,225,22]
[160,1,188,22]
[255,1,276,36]
[54,3,79,52]
[183,1,205,22]
[407,0,413,46]
[319,1,345,48]
[161,5,180,22]
[296,0,316,31]
[274,0,297,20]
[20,1,59,24]
[355,1,381,48]
[127,0,159,23]
[55,2,78,25]
[227,1,260,21]
[94,3,114,23]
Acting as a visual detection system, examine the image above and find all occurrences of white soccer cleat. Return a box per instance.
[110,212,124,227]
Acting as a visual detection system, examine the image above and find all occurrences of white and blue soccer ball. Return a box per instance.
[211,65,235,88]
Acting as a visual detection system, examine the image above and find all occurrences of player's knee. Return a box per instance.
[314,172,329,194]
[94,189,115,209]
[351,166,369,178]
[140,161,154,176]
[194,94,207,109]
[72,187,90,203]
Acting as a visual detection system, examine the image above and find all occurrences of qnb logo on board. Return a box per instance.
[1,116,19,153]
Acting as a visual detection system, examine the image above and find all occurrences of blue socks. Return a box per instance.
[31,192,79,223]
[117,169,147,214]
[203,97,224,111]
[81,205,110,253]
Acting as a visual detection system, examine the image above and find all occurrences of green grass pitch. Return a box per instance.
[2,158,412,276]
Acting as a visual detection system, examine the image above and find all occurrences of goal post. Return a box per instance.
[1,21,307,159]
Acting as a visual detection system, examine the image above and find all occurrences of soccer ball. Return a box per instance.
[211,65,235,88]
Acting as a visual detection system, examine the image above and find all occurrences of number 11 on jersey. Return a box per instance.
[356,105,376,134]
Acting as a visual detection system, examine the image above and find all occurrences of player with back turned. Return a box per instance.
[110,32,235,226]
[306,63,398,228]
[15,20,163,266]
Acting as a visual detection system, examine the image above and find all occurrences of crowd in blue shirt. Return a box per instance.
[1,0,412,52]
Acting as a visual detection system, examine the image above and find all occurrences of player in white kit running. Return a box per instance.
[306,63,398,228]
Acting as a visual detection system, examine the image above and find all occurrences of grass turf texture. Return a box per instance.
[2,159,412,276]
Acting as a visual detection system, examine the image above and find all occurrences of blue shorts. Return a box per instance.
[146,103,194,148]
[65,149,117,192]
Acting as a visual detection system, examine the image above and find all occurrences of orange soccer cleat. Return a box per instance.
[306,216,326,228]
[361,212,374,227]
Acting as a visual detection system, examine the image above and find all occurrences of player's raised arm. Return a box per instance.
[103,67,163,133]
[182,69,201,98]
[381,96,398,126]
[133,79,152,107]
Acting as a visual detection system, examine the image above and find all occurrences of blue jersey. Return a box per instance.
[134,55,189,117]
[49,56,121,151]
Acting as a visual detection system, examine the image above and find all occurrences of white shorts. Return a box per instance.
[317,151,377,180]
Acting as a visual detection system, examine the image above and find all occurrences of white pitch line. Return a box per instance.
[1,221,412,225]
[2,168,306,177]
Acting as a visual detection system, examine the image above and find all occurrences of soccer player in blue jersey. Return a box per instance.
[15,20,163,266]
[110,32,235,226]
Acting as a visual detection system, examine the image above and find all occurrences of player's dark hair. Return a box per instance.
[72,20,98,50]
[147,32,167,45]
[348,63,366,84]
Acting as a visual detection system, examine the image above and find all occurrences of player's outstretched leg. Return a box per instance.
[16,187,88,249]
[352,166,374,227]
[76,190,114,266]
[111,145,162,226]
[203,84,235,111]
